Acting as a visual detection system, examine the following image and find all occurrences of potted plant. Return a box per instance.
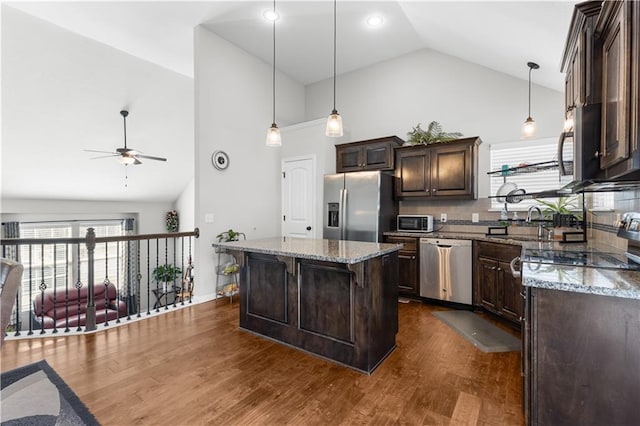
[535,196,582,239]
[152,264,182,291]
[216,229,245,242]
[406,121,463,145]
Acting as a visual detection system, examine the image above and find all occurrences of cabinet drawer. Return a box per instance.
[384,236,418,252]
[476,241,521,261]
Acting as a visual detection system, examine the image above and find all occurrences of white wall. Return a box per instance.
[174,178,195,232]
[305,48,565,198]
[194,26,305,298]
[1,6,194,203]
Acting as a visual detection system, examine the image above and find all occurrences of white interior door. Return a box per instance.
[281,157,315,238]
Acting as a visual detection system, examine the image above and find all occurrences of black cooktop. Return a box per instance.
[523,249,640,270]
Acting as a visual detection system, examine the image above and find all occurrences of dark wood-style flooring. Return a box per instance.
[1,300,524,425]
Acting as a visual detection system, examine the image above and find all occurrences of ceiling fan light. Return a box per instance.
[266,123,282,147]
[326,110,343,137]
[120,155,136,165]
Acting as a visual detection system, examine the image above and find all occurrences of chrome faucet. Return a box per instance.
[526,206,545,239]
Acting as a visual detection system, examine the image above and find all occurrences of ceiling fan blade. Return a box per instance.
[136,154,167,162]
[90,154,120,160]
[133,158,143,165]
[85,149,117,155]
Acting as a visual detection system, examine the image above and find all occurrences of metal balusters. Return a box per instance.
[103,242,111,327]
[63,243,70,333]
[75,244,83,332]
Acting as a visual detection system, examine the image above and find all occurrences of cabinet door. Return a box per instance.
[430,143,475,198]
[600,2,630,169]
[478,257,498,311]
[384,236,418,296]
[395,147,430,198]
[498,260,523,323]
[336,145,363,173]
[398,251,418,296]
[362,142,395,170]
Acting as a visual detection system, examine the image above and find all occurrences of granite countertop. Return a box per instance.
[384,231,533,246]
[519,240,640,300]
[212,237,402,265]
[386,230,640,299]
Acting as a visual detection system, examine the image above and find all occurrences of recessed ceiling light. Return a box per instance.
[366,15,384,27]
[263,9,280,22]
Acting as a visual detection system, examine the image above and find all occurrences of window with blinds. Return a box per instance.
[18,221,126,312]
[489,138,613,210]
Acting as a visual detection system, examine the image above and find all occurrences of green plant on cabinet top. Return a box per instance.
[406,121,463,145]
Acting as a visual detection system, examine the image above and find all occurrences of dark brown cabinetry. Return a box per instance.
[395,137,480,200]
[335,136,403,173]
[562,0,640,180]
[383,236,418,297]
[523,288,640,424]
[596,0,639,178]
[474,241,522,326]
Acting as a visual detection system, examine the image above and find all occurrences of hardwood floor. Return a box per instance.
[1,300,524,425]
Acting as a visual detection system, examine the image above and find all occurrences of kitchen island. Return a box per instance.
[520,240,640,425]
[212,237,402,374]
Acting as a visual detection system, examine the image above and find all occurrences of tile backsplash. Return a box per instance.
[400,191,639,250]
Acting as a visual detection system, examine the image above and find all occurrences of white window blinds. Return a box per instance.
[489,138,613,211]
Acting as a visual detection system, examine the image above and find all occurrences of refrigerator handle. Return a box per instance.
[340,188,347,240]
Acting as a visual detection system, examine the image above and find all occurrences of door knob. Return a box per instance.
[306,226,312,231]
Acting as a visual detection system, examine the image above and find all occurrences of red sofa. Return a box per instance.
[33,283,127,329]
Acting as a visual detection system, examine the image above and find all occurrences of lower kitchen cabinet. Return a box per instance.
[523,288,640,424]
[384,236,419,297]
[474,241,522,326]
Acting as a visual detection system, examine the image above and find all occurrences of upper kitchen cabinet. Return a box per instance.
[395,137,481,199]
[561,1,602,111]
[335,136,404,173]
[596,0,639,177]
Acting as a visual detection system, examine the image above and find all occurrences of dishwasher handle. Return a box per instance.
[510,256,521,278]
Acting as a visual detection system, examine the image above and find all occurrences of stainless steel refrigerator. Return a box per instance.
[323,171,398,243]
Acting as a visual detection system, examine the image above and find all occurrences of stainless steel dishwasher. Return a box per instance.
[420,238,472,305]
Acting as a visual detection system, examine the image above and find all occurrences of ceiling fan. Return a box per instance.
[85,110,167,165]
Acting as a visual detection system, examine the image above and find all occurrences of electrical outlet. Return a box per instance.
[472,213,479,223]
[440,213,447,223]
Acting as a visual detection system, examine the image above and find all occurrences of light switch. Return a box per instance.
[205,213,214,223]
[472,213,479,223]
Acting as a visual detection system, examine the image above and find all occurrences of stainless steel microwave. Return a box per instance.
[397,215,434,232]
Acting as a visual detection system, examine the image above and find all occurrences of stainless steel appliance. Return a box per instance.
[323,171,397,243]
[397,215,433,233]
[558,104,601,181]
[420,238,472,304]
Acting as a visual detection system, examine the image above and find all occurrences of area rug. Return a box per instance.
[433,310,520,353]
[1,360,99,425]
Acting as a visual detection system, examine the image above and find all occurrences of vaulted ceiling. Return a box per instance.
[1,1,576,203]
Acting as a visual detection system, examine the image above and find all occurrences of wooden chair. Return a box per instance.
[1,258,24,348]
[175,264,194,303]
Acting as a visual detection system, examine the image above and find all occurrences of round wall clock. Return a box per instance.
[212,150,229,170]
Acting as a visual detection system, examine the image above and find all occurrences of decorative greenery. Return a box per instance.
[535,196,582,221]
[406,121,463,145]
[216,229,245,242]
[166,210,179,232]
[152,264,182,283]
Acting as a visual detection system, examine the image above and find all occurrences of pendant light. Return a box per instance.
[266,0,281,147]
[522,61,539,138]
[326,0,343,137]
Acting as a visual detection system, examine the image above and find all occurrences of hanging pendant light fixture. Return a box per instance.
[266,0,281,147]
[326,0,343,137]
[522,61,539,138]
